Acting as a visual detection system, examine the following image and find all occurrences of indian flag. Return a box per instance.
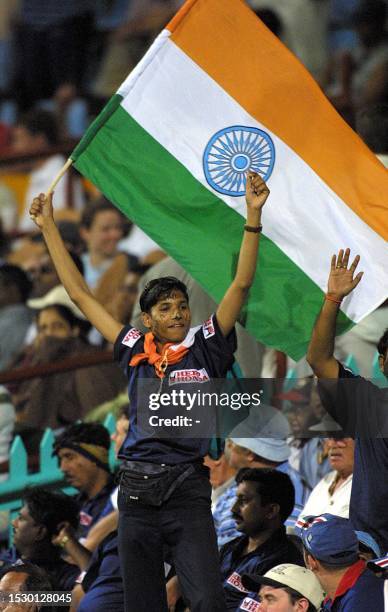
[71,0,388,360]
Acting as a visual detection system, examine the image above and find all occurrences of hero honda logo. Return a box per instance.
[169,368,210,385]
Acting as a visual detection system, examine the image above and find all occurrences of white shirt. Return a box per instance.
[19,154,85,231]
[299,470,352,520]
[119,225,160,258]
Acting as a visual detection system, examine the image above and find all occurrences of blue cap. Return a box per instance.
[300,514,359,566]
[355,531,381,559]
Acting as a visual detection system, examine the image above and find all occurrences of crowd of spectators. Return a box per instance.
[0,1,387,611]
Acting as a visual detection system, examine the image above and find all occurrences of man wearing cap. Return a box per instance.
[213,405,309,547]
[240,564,324,612]
[306,248,388,553]
[300,513,385,610]
[53,423,116,539]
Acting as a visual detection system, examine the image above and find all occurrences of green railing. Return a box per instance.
[0,414,117,544]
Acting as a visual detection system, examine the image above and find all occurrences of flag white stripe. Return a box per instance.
[120,39,387,321]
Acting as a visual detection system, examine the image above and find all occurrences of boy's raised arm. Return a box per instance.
[216,172,269,337]
[30,193,122,344]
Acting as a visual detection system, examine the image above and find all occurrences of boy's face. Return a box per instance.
[142,289,191,344]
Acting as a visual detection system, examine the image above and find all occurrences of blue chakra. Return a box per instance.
[203,126,275,197]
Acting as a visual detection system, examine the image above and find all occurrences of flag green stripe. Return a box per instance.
[71,95,123,160]
[73,105,352,359]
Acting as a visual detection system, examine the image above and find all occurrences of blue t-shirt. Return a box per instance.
[322,560,385,611]
[219,527,303,611]
[114,314,236,464]
[76,477,116,539]
[319,363,388,553]
[79,532,123,612]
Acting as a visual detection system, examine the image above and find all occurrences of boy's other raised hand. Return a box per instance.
[327,248,363,300]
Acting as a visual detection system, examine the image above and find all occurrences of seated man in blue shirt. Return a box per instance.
[306,248,388,553]
[0,487,80,592]
[300,514,385,611]
[220,468,304,611]
[53,423,116,540]
[30,171,270,612]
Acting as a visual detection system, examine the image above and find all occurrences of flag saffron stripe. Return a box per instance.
[168,0,388,240]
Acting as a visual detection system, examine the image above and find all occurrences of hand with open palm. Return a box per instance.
[327,248,363,300]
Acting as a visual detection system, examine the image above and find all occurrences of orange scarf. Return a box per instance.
[129,332,189,378]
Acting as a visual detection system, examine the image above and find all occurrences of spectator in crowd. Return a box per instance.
[300,514,385,611]
[306,248,388,553]
[105,265,146,326]
[298,438,354,521]
[79,407,130,553]
[0,562,57,612]
[349,1,388,110]
[79,198,130,290]
[0,386,15,538]
[11,109,85,231]
[280,381,331,491]
[220,468,303,610]
[240,563,324,612]
[204,451,237,510]
[23,231,84,300]
[53,423,116,540]
[12,287,125,445]
[0,264,32,371]
[213,404,308,547]
[29,172,270,611]
[0,386,15,467]
[0,488,79,591]
[13,0,92,111]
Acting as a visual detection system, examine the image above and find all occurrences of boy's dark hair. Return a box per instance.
[283,586,317,612]
[22,487,79,536]
[236,467,295,523]
[54,422,111,453]
[139,277,189,313]
[356,104,388,154]
[377,329,388,357]
[80,196,125,230]
[18,109,59,147]
[0,264,32,302]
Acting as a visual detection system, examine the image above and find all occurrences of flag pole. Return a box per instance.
[46,157,73,196]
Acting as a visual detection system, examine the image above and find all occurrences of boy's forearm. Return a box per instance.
[41,218,91,300]
[234,209,262,289]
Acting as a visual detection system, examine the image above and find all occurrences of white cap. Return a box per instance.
[27,285,86,320]
[241,564,324,610]
[229,404,291,462]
